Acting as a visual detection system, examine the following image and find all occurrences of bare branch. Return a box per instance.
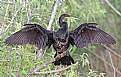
[47,0,61,30]
[0,1,16,5]
[104,0,121,16]
[108,51,116,77]
[37,0,61,59]
[32,66,71,75]
[31,58,55,74]
[29,58,71,75]
[5,6,22,31]
[103,45,121,59]
[85,48,121,75]
[36,49,45,59]
[29,0,68,75]
[100,51,110,76]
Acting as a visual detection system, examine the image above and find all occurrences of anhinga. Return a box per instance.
[5,14,116,65]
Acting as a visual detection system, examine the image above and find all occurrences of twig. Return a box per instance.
[5,6,23,31]
[36,48,45,59]
[108,51,116,77]
[32,66,71,75]
[25,0,31,23]
[32,58,55,73]
[103,45,121,59]
[100,51,110,76]
[47,0,61,30]
[4,2,9,23]
[0,1,16,5]
[104,0,121,16]
[84,48,121,75]
[29,58,71,75]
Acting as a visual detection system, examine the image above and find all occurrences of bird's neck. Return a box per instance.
[59,15,65,27]
[59,15,68,31]
[61,22,68,31]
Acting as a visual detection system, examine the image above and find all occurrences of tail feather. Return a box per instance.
[53,53,74,65]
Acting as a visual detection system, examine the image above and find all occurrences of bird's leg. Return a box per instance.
[60,50,69,57]
[55,53,61,61]
[59,70,62,77]
[55,50,69,61]
[58,66,62,77]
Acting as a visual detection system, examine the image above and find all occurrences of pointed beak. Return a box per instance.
[65,14,79,20]
[66,16,79,20]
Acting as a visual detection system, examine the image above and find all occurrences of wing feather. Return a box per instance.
[69,23,116,48]
[5,24,53,49]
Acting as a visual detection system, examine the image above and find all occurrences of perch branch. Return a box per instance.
[29,58,71,75]
[32,66,71,75]
[47,0,61,30]
[104,0,121,16]
[32,58,55,73]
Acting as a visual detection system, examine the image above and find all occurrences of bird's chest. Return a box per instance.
[53,40,69,52]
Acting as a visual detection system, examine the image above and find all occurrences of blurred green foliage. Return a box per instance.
[0,0,120,77]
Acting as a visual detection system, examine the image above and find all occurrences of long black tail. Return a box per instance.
[53,52,74,65]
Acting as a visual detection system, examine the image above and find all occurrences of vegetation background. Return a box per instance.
[0,0,121,77]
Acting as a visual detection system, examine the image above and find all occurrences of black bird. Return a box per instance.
[5,14,116,65]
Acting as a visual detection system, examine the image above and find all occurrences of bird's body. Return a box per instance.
[52,22,74,65]
[5,14,116,65]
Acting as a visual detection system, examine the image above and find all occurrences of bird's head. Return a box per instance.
[59,14,70,27]
[60,14,70,19]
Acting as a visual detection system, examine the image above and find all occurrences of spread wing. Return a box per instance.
[69,23,116,48]
[5,24,54,49]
